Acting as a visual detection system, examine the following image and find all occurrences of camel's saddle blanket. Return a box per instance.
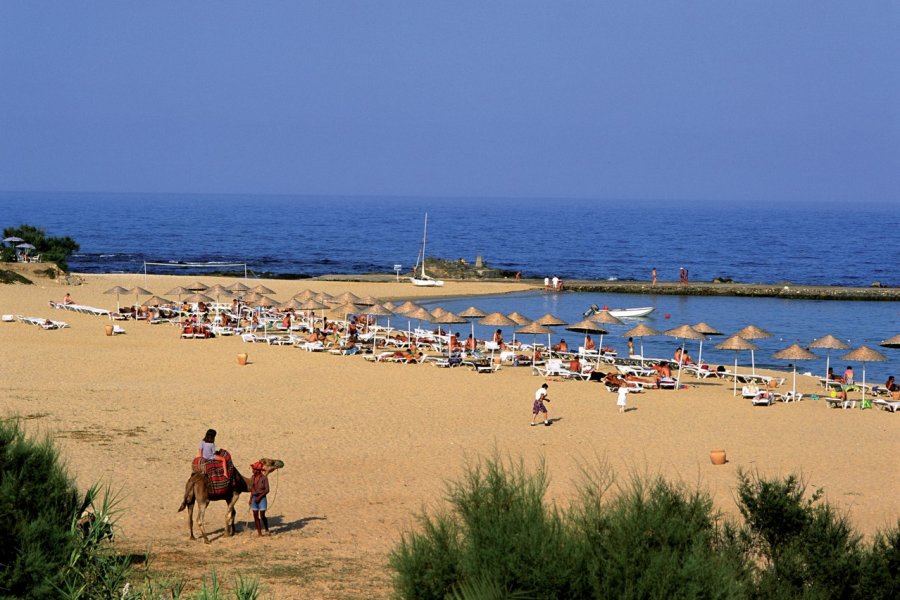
[192,450,235,498]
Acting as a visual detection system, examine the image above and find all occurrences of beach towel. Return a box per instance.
[192,450,235,498]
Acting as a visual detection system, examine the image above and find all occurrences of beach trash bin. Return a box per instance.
[237,353,248,366]
[104,324,114,336]
[709,449,727,465]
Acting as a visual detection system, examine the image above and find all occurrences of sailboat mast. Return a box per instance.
[421,213,428,278]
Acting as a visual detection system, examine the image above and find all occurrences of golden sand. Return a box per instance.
[1,270,897,598]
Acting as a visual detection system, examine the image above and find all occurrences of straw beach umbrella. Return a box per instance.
[772,344,817,399]
[227,282,252,293]
[664,324,706,390]
[357,295,380,307]
[393,301,420,315]
[515,321,554,366]
[715,335,759,396]
[361,303,395,348]
[165,286,191,301]
[734,324,773,375]
[292,289,315,301]
[458,306,487,339]
[879,334,900,349]
[431,311,468,356]
[103,286,129,311]
[186,281,209,291]
[478,312,517,362]
[566,318,608,366]
[382,301,398,312]
[506,311,531,347]
[535,313,567,349]
[126,286,153,308]
[589,310,624,326]
[251,284,276,295]
[142,295,172,307]
[334,291,362,305]
[405,306,435,343]
[622,323,662,365]
[810,334,851,383]
[692,322,723,365]
[841,346,887,406]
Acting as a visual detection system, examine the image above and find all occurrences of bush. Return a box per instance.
[391,455,746,599]
[0,419,82,597]
[392,459,900,599]
[3,224,80,271]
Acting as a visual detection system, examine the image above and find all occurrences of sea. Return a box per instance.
[2,191,900,383]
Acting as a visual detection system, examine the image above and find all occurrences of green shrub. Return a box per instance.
[0,419,82,597]
[3,224,80,271]
[857,520,900,599]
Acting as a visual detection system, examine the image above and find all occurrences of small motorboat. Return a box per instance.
[584,304,654,319]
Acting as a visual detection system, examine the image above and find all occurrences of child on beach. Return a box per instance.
[617,386,629,413]
[249,461,271,536]
[197,429,228,478]
[531,383,550,426]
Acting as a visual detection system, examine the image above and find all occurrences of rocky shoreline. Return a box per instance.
[314,273,900,301]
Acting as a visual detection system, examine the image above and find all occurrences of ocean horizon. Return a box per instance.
[2,191,898,287]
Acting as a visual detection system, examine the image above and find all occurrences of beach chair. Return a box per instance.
[751,391,775,406]
[778,391,803,403]
[873,399,900,413]
[241,333,265,343]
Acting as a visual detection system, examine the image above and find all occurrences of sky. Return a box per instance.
[1,1,897,203]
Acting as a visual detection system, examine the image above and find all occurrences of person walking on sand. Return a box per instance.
[551,275,559,291]
[617,386,629,413]
[249,461,271,536]
[651,267,657,287]
[531,383,550,426]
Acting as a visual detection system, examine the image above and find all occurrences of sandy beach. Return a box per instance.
[2,269,898,598]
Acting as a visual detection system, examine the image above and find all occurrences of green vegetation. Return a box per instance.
[390,454,900,599]
[0,419,263,599]
[2,224,80,272]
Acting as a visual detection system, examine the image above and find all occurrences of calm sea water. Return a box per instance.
[2,191,899,381]
[2,192,898,287]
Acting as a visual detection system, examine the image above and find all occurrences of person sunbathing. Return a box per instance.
[493,329,505,350]
[63,293,74,305]
[552,339,569,352]
[464,334,477,352]
[584,336,596,351]
[650,363,672,378]
[604,373,628,388]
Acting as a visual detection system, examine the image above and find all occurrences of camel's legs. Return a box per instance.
[225,494,239,536]
[186,502,195,540]
[196,500,210,544]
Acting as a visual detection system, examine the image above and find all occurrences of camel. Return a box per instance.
[178,456,284,543]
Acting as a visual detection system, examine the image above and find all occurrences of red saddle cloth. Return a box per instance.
[192,450,235,498]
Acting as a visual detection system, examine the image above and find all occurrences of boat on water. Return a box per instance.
[583,304,654,319]
[410,213,444,287]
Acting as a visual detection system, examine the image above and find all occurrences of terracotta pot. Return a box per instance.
[709,449,727,465]
[104,324,114,336]
[237,353,248,366]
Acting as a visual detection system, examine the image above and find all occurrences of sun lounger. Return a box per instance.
[241,333,266,343]
[777,391,803,402]
[297,341,325,352]
[604,381,643,393]
[873,399,900,413]
[751,392,775,406]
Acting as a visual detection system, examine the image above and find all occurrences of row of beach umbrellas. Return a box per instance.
[98,282,898,398]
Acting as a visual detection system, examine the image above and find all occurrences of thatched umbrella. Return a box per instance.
[393,301,421,315]
[507,311,531,325]
[251,284,277,295]
[382,301,398,312]
[841,346,887,405]
[478,312,517,361]
[361,303,395,348]
[186,281,209,292]
[566,318,608,366]
[126,286,154,308]
[165,286,191,301]
[810,334,851,384]
[458,306,487,339]
[431,311,468,356]
[357,295,380,306]
[142,295,172,307]
[292,289,315,301]
[315,292,336,304]
[204,284,233,315]
[278,298,306,311]
[534,313,567,349]
[298,299,329,328]
[227,282,252,293]
[664,324,707,390]
[879,334,900,349]
[622,323,662,365]
[735,324,773,375]
[715,335,759,396]
[430,306,448,320]
[252,295,278,309]
[334,291,362,305]
[405,306,435,343]
[103,286,130,311]
[589,310,624,326]
[241,292,262,305]
[772,344,818,398]
[330,302,363,323]
[516,321,555,366]
[692,322,724,364]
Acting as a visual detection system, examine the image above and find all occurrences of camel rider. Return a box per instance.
[198,429,228,479]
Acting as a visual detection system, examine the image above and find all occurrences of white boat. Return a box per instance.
[410,213,444,287]
[584,304,654,319]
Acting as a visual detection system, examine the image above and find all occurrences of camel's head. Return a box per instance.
[252,458,284,474]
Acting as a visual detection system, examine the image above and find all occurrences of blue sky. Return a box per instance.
[1,1,897,202]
